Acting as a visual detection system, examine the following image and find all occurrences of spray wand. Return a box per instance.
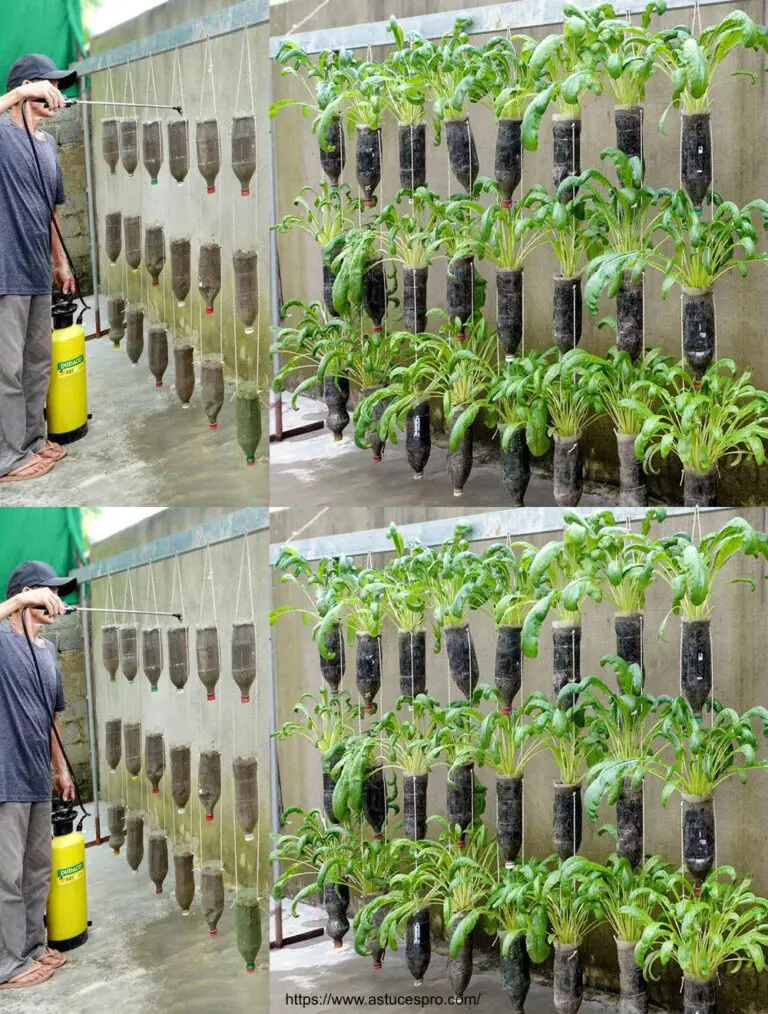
[44,605,183,621]
[49,98,183,114]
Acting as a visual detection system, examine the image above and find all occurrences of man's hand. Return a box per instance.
[55,768,75,801]
[54,260,75,295]
[14,587,66,624]
[13,81,65,117]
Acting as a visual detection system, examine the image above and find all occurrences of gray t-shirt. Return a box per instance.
[0,621,64,802]
[0,115,65,295]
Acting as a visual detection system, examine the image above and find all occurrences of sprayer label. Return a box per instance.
[57,354,84,377]
[57,861,84,883]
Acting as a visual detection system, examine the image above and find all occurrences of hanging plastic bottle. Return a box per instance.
[105,211,122,266]
[198,242,221,315]
[105,718,122,772]
[125,305,144,365]
[235,889,262,972]
[198,748,221,822]
[148,325,169,388]
[142,120,163,184]
[145,226,165,288]
[102,625,119,680]
[124,215,142,272]
[201,864,225,936]
[196,626,220,701]
[233,755,258,841]
[148,831,168,895]
[120,118,139,176]
[167,625,189,691]
[235,383,262,468]
[200,358,224,430]
[174,848,195,914]
[120,625,139,682]
[231,115,256,196]
[196,118,220,194]
[170,743,191,813]
[142,626,163,691]
[174,346,195,408]
[170,237,191,307]
[107,296,126,349]
[107,800,126,855]
[124,721,142,778]
[126,812,144,872]
[233,249,258,334]
[167,119,189,185]
[231,622,256,703]
[102,118,120,173]
[145,731,165,794]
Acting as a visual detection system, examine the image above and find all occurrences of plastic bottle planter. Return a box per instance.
[170,743,191,813]
[124,722,142,778]
[196,625,221,701]
[145,732,165,794]
[406,909,431,986]
[236,383,263,467]
[324,882,350,948]
[447,408,473,498]
[170,237,191,307]
[233,755,258,840]
[355,633,381,713]
[142,120,163,184]
[126,812,144,872]
[617,777,644,869]
[198,748,222,822]
[447,912,474,999]
[167,119,189,185]
[363,893,388,970]
[615,106,644,172]
[148,325,169,388]
[683,976,716,1014]
[682,795,715,886]
[553,276,583,353]
[232,622,257,703]
[322,770,336,822]
[501,429,531,507]
[145,226,165,289]
[324,376,350,442]
[681,619,712,713]
[319,117,345,186]
[495,119,523,207]
[107,296,126,349]
[553,941,582,1014]
[446,763,474,845]
[120,119,139,176]
[444,623,479,698]
[232,115,257,196]
[234,249,258,334]
[398,629,426,698]
[124,215,142,272]
[617,271,644,362]
[200,358,225,430]
[406,402,431,479]
[198,242,221,316]
[495,626,523,714]
[235,889,262,972]
[552,116,581,201]
[102,118,120,173]
[553,436,584,509]
[553,622,581,706]
[355,126,382,207]
[445,117,479,193]
[363,763,387,839]
[105,718,122,773]
[684,469,717,508]
[120,625,139,683]
[174,346,196,409]
[398,122,426,190]
[174,847,196,914]
[500,931,531,1013]
[616,433,646,508]
[362,256,387,332]
[497,776,523,868]
[319,623,345,693]
[615,613,645,675]
[105,211,122,266]
[201,863,225,936]
[615,939,647,1014]
[680,113,712,208]
[196,119,220,194]
[401,265,428,337]
[125,305,145,366]
[682,288,715,383]
[142,626,163,691]
[361,386,387,463]
[107,800,126,855]
[447,256,475,339]
[402,772,428,842]
[553,782,582,860]
[148,831,169,895]
[102,625,120,680]
[497,268,523,360]
[322,262,338,316]
[167,626,189,691]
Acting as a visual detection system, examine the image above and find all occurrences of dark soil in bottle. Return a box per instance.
[167,626,189,690]
[447,913,474,998]
[681,113,712,207]
[683,469,717,507]
[615,106,644,172]
[553,435,583,508]
[103,625,120,679]
[355,126,381,206]
[497,776,523,866]
[167,118,189,184]
[234,249,259,335]
[406,402,431,477]
[617,271,644,360]
[553,276,582,351]
[199,243,221,315]
[553,622,581,704]
[398,628,426,698]
[120,118,139,176]
[148,325,168,388]
[170,237,191,306]
[617,939,648,1014]
[553,941,583,1014]
[500,932,530,1013]
[405,909,431,984]
[174,848,195,913]
[401,265,428,335]
[361,386,387,462]
[617,433,646,507]
[447,763,474,834]
[319,623,345,693]
[682,289,715,380]
[200,358,224,429]
[402,772,428,841]
[125,305,144,365]
[102,118,120,173]
[322,770,336,823]
[681,619,712,713]
[320,117,345,186]
[362,256,387,330]
[196,625,220,700]
[105,211,122,265]
[107,296,126,348]
[445,118,479,192]
[196,118,221,193]
[363,763,386,837]
[447,408,473,497]
[144,226,165,288]
[148,831,168,894]
[199,748,222,822]
[501,429,530,506]
[444,623,479,697]
[552,116,581,200]
[170,743,191,813]
[234,755,259,840]
[145,731,165,793]
[236,889,263,970]
[124,215,142,271]
[553,782,582,859]
[356,632,382,712]
[126,812,144,871]
[495,118,522,206]
[142,626,163,689]
[236,382,262,462]
[497,268,523,359]
[174,346,195,408]
[107,800,126,854]
[120,625,139,682]
[683,976,717,1014]
[232,115,256,195]
[324,882,350,947]
[365,894,388,969]
[615,613,644,672]
[105,718,122,772]
[232,622,257,702]
[617,777,644,869]
[202,864,225,934]
[682,796,715,885]
[447,256,474,334]
[142,120,163,184]
[322,263,337,316]
[398,122,426,190]
[124,722,142,777]
[324,376,350,441]
[495,625,523,712]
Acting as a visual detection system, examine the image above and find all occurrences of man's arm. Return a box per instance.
[0,588,67,625]
[52,208,75,294]
[52,715,75,801]
[0,82,65,117]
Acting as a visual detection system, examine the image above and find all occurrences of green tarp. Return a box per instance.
[0,508,85,604]
[0,0,84,97]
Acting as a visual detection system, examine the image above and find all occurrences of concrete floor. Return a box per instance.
[3,818,268,1014]
[270,396,614,509]
[0,313,267,507]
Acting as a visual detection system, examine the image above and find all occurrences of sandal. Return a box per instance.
[38,949,67,969]
[38,441,67,462]
[0,962,54,989]
[0,455,55,482]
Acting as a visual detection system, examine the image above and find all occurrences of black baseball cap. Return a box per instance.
[6,561,77,599]
[6,54,77,93]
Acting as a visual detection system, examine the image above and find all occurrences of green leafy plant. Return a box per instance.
[271,44,356,146]
[518,184,603,278]
[273,183,363,261]
[475,191,549,270]
[522,691,603,785]
[588,2,667,106]
[570,853,674,943]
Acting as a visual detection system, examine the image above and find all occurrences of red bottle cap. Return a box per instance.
[373,325,383,334]
[241,188,250,197]
[155,887,163,896]
[207,692,216,701]
[364,198,373,208]
[205,813,214,822]
[365,704,373,714]
[372,961,382,971]
[152,786,159,794]
[205,306,214,315]
[152,279,159,287]
[207,185,216,194]
[246,964,255,974]
[374,832,383,841]
[208,423,218,431]
[155,381,163,389]
[502,199,512,209]
[209,929,218,937]
[241,695,250,703]
[372,455,382,464]
[502,706,511,716]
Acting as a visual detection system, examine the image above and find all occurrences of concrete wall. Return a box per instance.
[47,105,93,294]
[271,505,768,1010]
[271,0,768,504]
[48,609,93,801]
[88,508,270,969]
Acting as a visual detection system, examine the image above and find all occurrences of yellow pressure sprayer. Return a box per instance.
[47,296,89,443]
[47,802,89,950]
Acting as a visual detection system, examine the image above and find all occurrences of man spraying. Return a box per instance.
[0,55,77,483]
[0,562,75,991]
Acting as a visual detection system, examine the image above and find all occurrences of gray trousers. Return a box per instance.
[0,801,52,983]
[0,294,52,476]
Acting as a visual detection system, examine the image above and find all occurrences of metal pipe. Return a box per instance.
[79,74,101,338]
[64,98,182,113]
[268,68,283,442]
[64,606,183,620]
[79,582,101,846]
